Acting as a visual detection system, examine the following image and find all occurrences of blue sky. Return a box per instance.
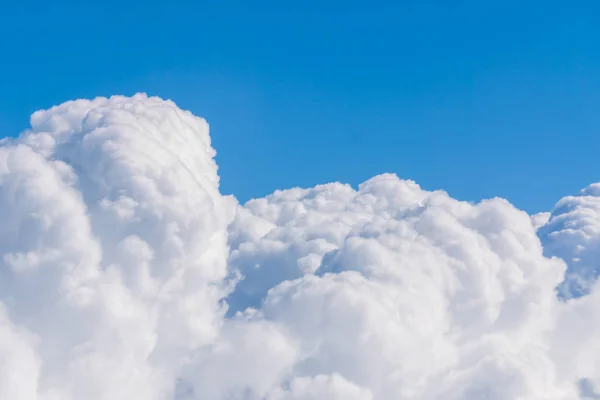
[2,0,599,212]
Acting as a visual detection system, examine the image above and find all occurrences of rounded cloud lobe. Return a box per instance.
[0,94,235,399]
[539,184,600,298]
[0,94,598,399]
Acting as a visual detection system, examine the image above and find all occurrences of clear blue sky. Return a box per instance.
[1,1,599,212]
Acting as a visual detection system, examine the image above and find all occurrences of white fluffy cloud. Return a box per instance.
[538,184,600,298]
[0,94,599,399]
[0,94,235,399]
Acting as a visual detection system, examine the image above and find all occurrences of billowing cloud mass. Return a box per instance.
[539,185,600,299]
[0,94,599,399]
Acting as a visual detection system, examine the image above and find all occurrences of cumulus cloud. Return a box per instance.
[0,94,599,399]
[0,94,235,399]
[539,184,600,298]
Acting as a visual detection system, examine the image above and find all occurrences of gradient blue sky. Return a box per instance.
[1,1,599,212]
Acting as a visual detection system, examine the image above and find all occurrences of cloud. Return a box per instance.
[225,177,582,399]
[0,94,235,399]
[531,211,551,231]
[0,94,599,399]
[538,184,600,298]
